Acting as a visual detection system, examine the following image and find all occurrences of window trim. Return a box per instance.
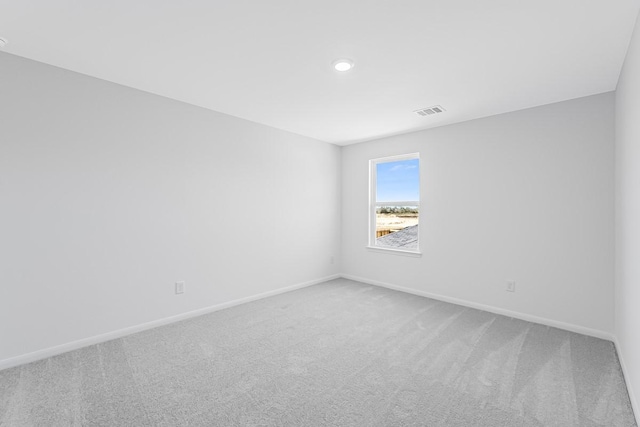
[368,152,421,254]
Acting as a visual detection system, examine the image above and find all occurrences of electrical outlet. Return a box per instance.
[330,256,335,265]
[506,281,516,292]
[175,281,185,295]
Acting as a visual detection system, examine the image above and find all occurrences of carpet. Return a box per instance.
[0,278,636,426]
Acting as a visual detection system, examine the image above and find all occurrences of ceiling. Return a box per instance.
[0,1,638,145]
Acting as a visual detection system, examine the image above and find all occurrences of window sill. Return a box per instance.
[366,246,422,257]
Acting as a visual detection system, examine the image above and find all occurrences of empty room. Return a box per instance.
[1,1,640,426]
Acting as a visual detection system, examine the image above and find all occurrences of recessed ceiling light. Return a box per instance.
[332,59,354,72]
[0,37,7,49]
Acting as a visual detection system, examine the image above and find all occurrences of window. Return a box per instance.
[369,153,420,253]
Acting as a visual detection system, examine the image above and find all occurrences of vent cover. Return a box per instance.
[414,105,446,117]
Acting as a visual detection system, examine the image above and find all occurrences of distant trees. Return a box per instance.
[376,206,419,214]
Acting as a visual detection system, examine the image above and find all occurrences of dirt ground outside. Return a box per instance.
[376,213,418,232]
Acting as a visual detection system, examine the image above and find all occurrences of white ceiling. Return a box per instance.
[0,1,638,145]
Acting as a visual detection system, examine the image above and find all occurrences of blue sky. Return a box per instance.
[376,158,419,202]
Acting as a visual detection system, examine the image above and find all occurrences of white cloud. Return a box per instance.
[390,164,417,172]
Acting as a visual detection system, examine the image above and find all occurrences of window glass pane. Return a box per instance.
[375,158,419,250]
[375,205,419,249]
[376,158,419,202]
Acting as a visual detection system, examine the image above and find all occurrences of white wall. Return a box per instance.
[342,93,615,336]
[0,53,341,364]
[0,50,621,374]
[615,11,640,415]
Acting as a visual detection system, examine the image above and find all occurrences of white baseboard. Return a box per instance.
[0,272,618,372]
[0,274,339,372]
[339,274,615,341]
[613,338,639,422]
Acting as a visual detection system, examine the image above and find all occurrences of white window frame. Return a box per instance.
[368,153,421,256]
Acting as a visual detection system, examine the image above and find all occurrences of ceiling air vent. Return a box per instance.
[414,105,446,117]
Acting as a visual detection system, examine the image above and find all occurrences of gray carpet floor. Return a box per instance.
[0,278,636,426]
